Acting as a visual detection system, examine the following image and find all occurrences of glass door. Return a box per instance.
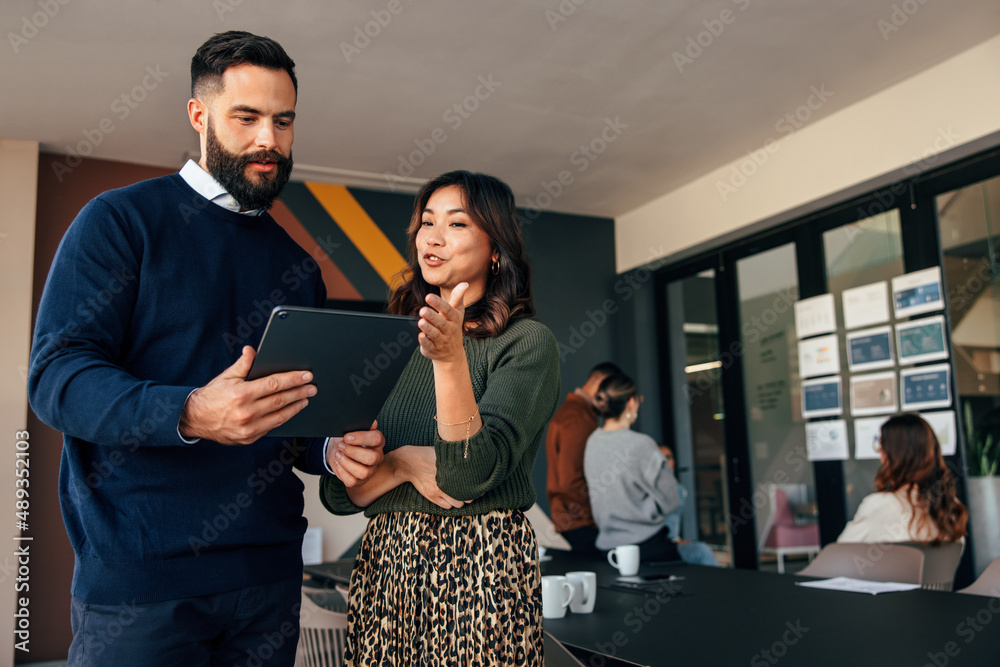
[662,269,731,565]
[734,243,818,572]
[937,174,1000,576]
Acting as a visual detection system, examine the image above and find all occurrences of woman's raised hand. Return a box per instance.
[418,282,468,363]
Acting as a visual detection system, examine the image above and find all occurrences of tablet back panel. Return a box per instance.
[247,307,419,437]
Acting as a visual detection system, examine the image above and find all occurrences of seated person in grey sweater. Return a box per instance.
[583,372,681,563]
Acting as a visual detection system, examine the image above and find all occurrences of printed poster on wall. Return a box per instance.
[900,364,952,411]
[846,326,895,372]
[892,267,944,318]
[854,416,890,460]
[794,294,837,339]
[842,281,890,331]
[921,410,958,456]
[806,420,850,461]
[896,315,949,365]
[798,333,841,378]
[801,376,843,418]
[850,371,898,416]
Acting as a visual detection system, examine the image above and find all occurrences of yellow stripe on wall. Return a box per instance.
[305,183,408,288]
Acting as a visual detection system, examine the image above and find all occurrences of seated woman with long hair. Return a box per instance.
[838,413,967,545]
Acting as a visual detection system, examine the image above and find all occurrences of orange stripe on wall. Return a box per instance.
[305,183,407,288]
[270,199,363,301]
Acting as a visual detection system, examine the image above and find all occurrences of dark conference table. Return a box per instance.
[540,550,1000,667]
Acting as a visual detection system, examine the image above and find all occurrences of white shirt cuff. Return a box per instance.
[178,388,201,444]
[322,437,337,475]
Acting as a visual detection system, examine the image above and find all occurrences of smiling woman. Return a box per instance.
[320,171,561,666]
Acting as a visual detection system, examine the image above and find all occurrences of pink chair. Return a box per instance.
[759,485,820,574]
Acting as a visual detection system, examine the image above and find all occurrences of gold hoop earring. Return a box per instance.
[491,260,500,275]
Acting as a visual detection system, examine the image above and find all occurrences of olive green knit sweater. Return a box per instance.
[320,318,560,517]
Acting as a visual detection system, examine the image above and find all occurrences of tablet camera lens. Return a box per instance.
[279,311,288,319]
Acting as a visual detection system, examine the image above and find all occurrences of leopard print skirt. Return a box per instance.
[344,509,543,666]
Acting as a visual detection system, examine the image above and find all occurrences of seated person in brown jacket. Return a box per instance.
[545,362,622,552]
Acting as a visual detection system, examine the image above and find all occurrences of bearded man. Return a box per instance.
[28,31,383,666]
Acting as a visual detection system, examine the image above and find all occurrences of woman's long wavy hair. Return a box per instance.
[387,170,535,338]
[875,413,968,545]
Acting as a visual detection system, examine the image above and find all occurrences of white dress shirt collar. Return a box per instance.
[178,159,263,216]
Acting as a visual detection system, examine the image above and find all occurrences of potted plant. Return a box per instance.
[964,402,1000,577]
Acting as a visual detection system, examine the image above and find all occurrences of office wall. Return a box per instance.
[616,34,1000,272]
[1,139,38,666]
[26,154,617,658]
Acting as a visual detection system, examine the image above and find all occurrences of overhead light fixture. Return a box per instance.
[179,152,426,193]
[684,360,722,374]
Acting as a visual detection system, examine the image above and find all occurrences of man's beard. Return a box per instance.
[205,120,293,211]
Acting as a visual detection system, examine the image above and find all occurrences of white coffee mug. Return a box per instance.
[565,571,597,614]
[607,544,640,576]
[541,575,575,619]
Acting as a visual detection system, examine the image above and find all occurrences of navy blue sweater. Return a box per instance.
[29,174,329,604]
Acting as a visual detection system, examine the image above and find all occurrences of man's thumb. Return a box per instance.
[223,346,256,379]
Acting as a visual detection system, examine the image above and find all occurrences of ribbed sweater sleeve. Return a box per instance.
[320,318,561,517]
[434,321,560,500]
[29,197,196,448]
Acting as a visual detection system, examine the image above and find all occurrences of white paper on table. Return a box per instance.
[795,294,837,339]
[920,410,958,456]
[796,576,921,595]
[892,267,944,318]
[805,420,849,461]
[854,416,891,460]
[843,281,890,330]
[798,334,841,379]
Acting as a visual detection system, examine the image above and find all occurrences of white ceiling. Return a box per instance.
[2,0,999,218]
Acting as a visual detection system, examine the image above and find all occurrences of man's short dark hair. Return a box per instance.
[191,30,297,99]
[589,362,623,379]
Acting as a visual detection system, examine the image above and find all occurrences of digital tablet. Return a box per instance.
[246,306,419,437]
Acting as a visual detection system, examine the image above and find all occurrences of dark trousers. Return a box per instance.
[637,526,682,564]
[560,526,600,554]
[68,577,301,667]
